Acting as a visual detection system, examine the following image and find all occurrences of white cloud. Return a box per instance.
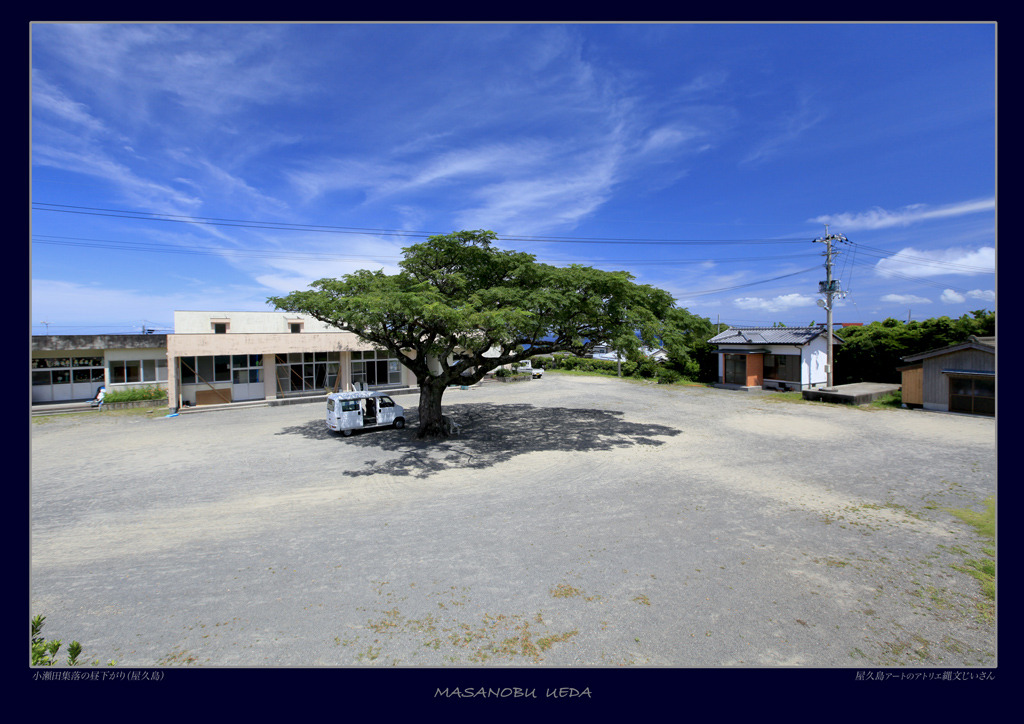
[941,289,966,304]
[875,246,995,278]
[967,289,996,302]
[881,294,931,304]
[810,198,994,232]
[733,293,817,313]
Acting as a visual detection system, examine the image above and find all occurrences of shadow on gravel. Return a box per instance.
[275,402,681,478]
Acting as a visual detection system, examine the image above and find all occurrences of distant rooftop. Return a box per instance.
[708,325,842,346]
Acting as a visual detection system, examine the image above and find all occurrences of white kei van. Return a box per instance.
[326,391,406,436]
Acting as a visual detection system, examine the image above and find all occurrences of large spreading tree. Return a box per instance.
[268,230,677,437]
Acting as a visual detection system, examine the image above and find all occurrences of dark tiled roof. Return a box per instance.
[708,326,841,346]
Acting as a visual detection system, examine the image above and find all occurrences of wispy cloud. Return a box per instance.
[881,294,931,304]
[733,293,818,313]
[741,93,826,165]
[875,246,994,278]
[811,198,995,232]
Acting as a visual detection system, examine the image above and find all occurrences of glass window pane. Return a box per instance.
[974,378,994,397]
[275,354,288,365]
[33,370,51,385]
[951,378,973,397]
[73,369,93,383]
[250,355,262,367]
[142,359,156,381]
[249,369,262,384]
[233,355,248,368]
[52,370,71,385]
[198,356,215,382]
[49,358,71,368]
[315,352,327,362]
[214,356,231,382]
[72,357,103,367]
[289,353,303,363]
[304,352,314,363]
[125,361,142,383]
[110,362,126,384]
[328,352,340,362]
[156,359,167,381]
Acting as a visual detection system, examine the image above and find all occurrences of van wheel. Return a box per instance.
[342,429,353,437]
[394,417,405,429]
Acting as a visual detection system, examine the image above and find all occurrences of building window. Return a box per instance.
[108,359,168,384]
[273,351,340,394]
[179,355,231,384]
[351,349,403,387]
[949,376,995,416]
[764,354,800,382]
[289,322,303,334]
[212,321,229,334]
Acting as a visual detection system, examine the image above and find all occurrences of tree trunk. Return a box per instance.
[416,379,451,438]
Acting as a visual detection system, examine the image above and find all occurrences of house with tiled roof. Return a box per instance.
[707,325,844,391]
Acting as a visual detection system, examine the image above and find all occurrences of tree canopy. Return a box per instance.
[834,310,995,384]
[268,230,678,437]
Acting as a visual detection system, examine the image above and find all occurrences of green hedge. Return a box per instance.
[103,386,168,403]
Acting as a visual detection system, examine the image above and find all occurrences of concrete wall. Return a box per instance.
[173,311,343,334]
[32,334,167,351]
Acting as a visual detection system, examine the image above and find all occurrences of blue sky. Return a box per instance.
[30,22,996,335]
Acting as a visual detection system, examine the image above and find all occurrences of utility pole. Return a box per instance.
[813,225,848,388]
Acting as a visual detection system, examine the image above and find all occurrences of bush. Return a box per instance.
[103,386,167,403]
[31,615,82,666]
[657,368,682,384]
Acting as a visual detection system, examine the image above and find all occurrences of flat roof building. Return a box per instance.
[31,311,417,411]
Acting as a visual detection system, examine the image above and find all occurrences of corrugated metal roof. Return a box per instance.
[903,336,996,363]
[708,326,839,346]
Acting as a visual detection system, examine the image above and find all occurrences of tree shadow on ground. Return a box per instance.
[275,402,681,478]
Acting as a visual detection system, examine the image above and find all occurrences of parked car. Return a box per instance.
[516,360,543,378]
[326,391,405,436]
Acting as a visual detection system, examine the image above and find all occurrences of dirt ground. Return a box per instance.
[30,373,996,670]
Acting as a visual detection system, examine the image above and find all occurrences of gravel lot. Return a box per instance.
[30,373,996,668]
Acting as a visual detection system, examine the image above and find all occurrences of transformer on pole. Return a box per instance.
[813,225,848,388]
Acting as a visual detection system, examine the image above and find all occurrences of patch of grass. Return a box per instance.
[633,594,651,605]
[550,583,583,599]
[870,390,903,409]
[944,496,995,614]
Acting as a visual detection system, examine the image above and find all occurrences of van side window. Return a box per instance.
[379,397,394,407]
[341,401,359,412]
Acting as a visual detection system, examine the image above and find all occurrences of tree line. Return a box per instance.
[832,310,994,384]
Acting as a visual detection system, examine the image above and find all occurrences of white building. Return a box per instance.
[32,311,418,410]
[166,311,415,410]
[707,326,843,391]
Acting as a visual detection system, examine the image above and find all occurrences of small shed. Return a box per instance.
[900,335,995,416]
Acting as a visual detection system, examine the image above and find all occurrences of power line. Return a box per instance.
[32,203,812,245]
[31,234,816,266]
